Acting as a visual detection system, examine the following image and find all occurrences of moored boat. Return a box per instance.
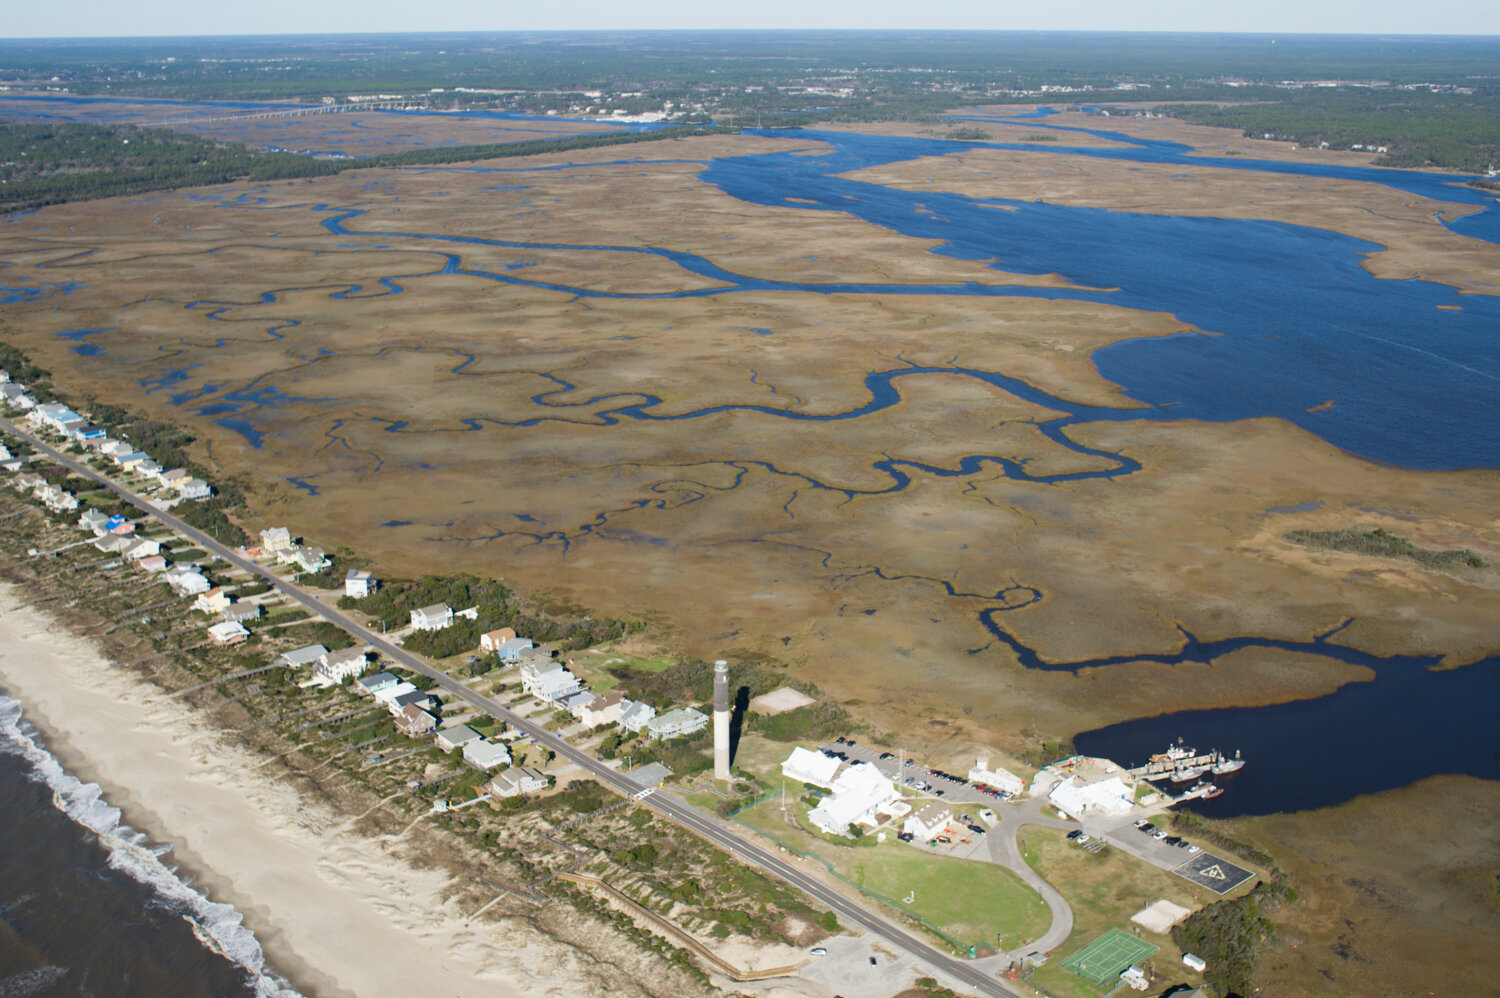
[1171,765,1207,783]
[1211,750,1244,775]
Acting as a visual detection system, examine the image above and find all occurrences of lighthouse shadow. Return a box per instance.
[729,686,750,762]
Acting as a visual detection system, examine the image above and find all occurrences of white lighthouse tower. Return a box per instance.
[713,659,731,781]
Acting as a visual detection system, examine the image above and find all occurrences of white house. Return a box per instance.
[314,646,373,684]
[903,802,953,843]
[344,568,376,598]
[1048,776,1134,820]
[478,627,517,653]
[646,707,709,742]
[486,766,549,798]
[123,537,161,560]
[617,699,656,734]
[206,620,249,646]
[462,739,512,771]
[372,681,418,706]
[807,762,900,836]
[78,509,109,534]
[165,568,210,596]
[781,746,842,788]
[520,662,582,704]
[177,478,212,500]
[409,603,454,631]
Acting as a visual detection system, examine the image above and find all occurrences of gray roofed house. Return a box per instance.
[392,689,438,714]
[485,766,549,798]
[355,671,400,695]
[435,724,482,752]
[280,644,328,668]
[617,699,656,733]
[220,602,262,624]
[78,509,110,534]
[646,707,709,741]
[409,602,454,631]
[462,739,512,771]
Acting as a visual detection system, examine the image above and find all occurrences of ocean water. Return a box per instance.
[0,695,299,998]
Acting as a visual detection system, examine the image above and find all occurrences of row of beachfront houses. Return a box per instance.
[271,648,556,800]
[516,657,710,743]
[27,404,212,501]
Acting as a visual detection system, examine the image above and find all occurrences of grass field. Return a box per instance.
[1021,827,1200,998]
[736,794,1049,951]
[1060,928,1157,984]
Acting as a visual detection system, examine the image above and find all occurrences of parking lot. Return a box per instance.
[818,739,1000,807]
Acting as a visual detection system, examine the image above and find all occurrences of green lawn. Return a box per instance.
[736,795,1049,952]
[571,650,677,693]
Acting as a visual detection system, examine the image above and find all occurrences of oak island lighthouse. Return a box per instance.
[713,659,731,781]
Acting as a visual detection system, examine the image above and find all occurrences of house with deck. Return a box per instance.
[207,621,249,646]
[194,588,232,615]
[409,603,454,632]
[280,644,328,669]
[344,568,376,598]
[478,627,517,653]
[463,739,512,771]
[646,707,709,742]
[485,767,549,798]
[314,646,373,684]
[396,704,437,737]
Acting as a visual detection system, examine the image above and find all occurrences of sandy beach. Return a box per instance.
[0,580,606,998]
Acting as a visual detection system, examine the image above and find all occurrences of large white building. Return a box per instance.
[806,762,900,836]
[781,746,842,788]
[1048,776,1134,820]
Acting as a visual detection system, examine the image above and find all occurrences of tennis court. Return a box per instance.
[1059,927,1159,985]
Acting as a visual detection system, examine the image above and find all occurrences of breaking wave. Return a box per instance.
[0,695,302,998]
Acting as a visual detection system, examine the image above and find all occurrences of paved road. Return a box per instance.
[4,417,1031,998]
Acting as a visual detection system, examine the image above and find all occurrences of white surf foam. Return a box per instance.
[0,695,303,998]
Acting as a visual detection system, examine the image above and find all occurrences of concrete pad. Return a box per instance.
[749,686,816,715]
[1173,852,1254,894]
[1131,898,1193,934]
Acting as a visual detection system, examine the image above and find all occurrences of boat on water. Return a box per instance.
[1195,782,1224,799]
[1150,742,1196,764]
[1211,750,1244,775]
[1171,766,1207,783]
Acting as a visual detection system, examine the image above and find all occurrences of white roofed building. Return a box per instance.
[1048,776,1134,820]
[344,568,376,598]
[807,762,900,837]
[781,746,842,789]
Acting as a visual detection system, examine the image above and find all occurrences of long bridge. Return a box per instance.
[136,100,430,128]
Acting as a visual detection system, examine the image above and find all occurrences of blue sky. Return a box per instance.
[8,1,1500,38]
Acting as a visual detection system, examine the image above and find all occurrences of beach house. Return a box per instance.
[409,603,454,631]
